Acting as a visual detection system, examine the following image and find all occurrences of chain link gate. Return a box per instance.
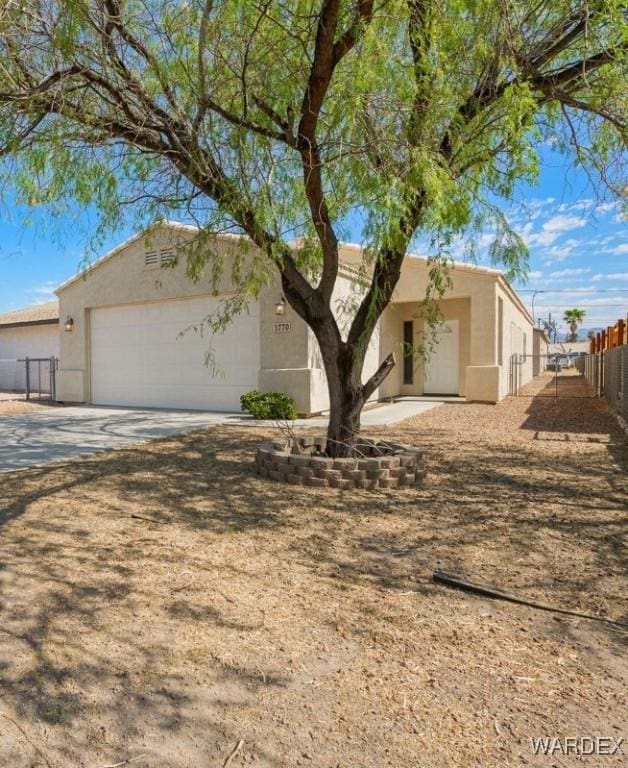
[0,356,58,401]
[509,352,593,398]
[22,356,58,401]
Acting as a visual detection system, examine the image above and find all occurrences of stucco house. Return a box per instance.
[0,301,59,391]
[1,221,535,412]
[46,221,534,413]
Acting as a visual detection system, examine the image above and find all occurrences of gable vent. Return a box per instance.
[145,250,159,266]
[160,248,175,267]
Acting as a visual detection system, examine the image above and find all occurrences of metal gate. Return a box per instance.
[509,353,594,398]
[0,356,58,401]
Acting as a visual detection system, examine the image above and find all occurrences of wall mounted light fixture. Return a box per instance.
[275,296,287,316]
[64,315,74,332]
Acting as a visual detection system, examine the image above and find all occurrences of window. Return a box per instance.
[403,321,413,385]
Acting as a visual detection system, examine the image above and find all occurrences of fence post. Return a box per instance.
[50,356,56,402]
[24,357,30,400]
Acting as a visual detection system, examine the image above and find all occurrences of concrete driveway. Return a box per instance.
[0,398,446,474]
[0,406,241,474]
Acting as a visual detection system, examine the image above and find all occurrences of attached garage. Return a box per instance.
[90,296,260,411]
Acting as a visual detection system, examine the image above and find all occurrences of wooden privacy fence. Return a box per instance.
[589,316,626,353]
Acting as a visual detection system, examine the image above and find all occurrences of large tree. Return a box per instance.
[0,1,625,455]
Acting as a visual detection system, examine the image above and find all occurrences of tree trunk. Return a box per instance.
[316,323,397,458]
[280,254,401,459]
[326,368,363,458]
[316,333,363,457]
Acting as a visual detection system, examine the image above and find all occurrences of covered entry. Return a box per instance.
[90,295,260,411]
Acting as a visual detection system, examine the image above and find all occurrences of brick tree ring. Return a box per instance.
[255,437,426,490]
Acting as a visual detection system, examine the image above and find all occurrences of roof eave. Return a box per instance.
[0,318,59,329]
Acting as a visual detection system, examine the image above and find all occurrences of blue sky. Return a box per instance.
[0,146,625,337]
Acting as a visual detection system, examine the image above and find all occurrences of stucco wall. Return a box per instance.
[496,282,534,399]
[0,323,59,391]
[533,329,549,376]
[257,272,314,413]
[304,270,382,414]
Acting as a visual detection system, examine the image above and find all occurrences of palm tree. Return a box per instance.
[563,309,586,343]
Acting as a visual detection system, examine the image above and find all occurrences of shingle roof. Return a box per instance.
[0,301,59,327]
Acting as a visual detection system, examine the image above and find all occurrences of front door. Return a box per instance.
[423,320,459,395]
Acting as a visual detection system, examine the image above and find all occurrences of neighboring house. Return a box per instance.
[548,341,590,357]
[532,327,550,377]
[0,301,59,391]
[11,221,532,413]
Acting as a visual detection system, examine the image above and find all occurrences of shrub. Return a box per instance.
[240,390,298,420]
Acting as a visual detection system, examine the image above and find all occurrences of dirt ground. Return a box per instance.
[0,392,48,416]
[0,378,626,768]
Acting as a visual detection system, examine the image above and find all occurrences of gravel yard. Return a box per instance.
[0,392,49,416]
[0,382,626,767]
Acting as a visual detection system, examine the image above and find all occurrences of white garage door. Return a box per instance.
[90,296,259,411]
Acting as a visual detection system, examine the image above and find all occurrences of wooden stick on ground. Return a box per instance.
[103,755,146,768]
[432,570,628,631]
[222,739,244,768]
[129,514,166,525]
[1,712,55,768]
[101,756,147,768]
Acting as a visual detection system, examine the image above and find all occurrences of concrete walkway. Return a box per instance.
[0,407,238,474]
[0,399,445,473]
[294,398,443,428]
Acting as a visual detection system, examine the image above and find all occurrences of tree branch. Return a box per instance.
[333,0,375,64]
[362,352,396,401]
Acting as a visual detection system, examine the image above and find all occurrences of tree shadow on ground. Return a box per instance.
[0,395,626,766]
[0,429,300,766]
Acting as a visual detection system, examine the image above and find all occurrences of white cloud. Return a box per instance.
[592,272,628,282]
[524,214,586,248]
[543,214,587,234]
[527,197,556,210]
[549,268,591,279]
[542,242,579,264]
[595,201,619,214]
[26,281,58,303]
[607,243,628,256]
[557,199,596,214]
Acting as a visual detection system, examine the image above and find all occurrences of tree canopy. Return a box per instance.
[0,0,625,452]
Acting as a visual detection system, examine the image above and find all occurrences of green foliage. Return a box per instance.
[240,390,298,421]
[0,0,624,432]
[0,0,624,274]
